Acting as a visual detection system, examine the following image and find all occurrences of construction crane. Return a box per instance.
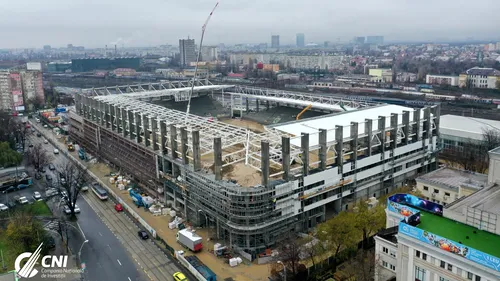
[185,2,220,123]
[296,104,313,120]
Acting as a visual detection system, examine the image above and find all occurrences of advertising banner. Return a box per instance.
[387,198,419,217]
[389,193,443,216]
[399,223,500,272]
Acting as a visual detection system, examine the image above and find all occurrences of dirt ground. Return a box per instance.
[88,163,272,281]
[219,117,266,133]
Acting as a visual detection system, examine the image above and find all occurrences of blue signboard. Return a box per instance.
[387,198,419,217]
[399,223,500,272]
[389,193,443,216]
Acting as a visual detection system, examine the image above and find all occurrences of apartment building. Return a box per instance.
[459,67,500,89]
[0,71,11,111]
[179,39,196,67]
[369,68,393,83]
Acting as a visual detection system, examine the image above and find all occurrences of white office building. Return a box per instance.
[375,147,500,281]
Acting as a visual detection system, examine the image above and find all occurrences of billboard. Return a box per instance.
[399,223,500,273]
[389,194,443,216]
[27,62,42,71]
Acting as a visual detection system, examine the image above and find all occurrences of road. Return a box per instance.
[29,122,191,281]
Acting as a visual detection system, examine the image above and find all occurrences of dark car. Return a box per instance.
[39,166,46,173]
[36,133,42,137]
[35,172,42,179]
[138,230,149,240]
[29,144,34,148]
[6,201,16,208]
[48,164,55,171]
[2,186,18,194]
[45,174,52,181]
[44,236,56,249]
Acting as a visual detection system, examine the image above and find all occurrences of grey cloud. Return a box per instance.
[0,0,499,48]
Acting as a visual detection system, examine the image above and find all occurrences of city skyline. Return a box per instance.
[1,0,500,48]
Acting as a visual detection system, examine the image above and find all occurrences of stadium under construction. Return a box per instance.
[70,79,441,257]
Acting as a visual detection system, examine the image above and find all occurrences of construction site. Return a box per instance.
[70,79,441,258]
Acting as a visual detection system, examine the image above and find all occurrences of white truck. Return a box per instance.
[176,229,203,252]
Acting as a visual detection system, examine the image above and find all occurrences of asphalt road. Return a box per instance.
[17,130,147,281]
[30,122,192,281]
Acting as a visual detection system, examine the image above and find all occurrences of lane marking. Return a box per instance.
[117,259,122,266]
[99,232,103,236]
[128,278,132,281]
[107,244,112,250]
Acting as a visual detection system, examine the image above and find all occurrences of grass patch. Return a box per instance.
[0,232,21,273]
[0,201,52,218]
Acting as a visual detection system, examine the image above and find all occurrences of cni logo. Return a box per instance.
[14,243,68,279]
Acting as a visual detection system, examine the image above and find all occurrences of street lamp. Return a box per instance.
[277,260,286,281]
[78,240,89,263]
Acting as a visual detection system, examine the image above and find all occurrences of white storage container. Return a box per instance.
[170,210,176,217]
[229,258,238,267]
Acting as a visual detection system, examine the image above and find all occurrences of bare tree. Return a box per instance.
[273,234,307,280]
[56,160,88,218]
[482,129,500,158]
[341,249,380,281]
[26,143,53,169]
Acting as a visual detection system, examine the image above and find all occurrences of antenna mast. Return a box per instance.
[185,2,220,123]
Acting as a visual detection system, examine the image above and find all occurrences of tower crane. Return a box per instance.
[185,2,220,123]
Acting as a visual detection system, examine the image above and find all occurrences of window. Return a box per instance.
[383,261,388,267]
[415,250,421,258]
[415,266,426,281]
[422,253,427,261]
[475,276,481,281]
[390,250,396,257]
[434,189,439,194]
[439,278,450,281]
[467,272,473,280]
[440,261,446,268]
[447,264,452,271]
[390,264,396,271]
[445,192,450,196]
[383,247,388,254]
[423,186,429,191]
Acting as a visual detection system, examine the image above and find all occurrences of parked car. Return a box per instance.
[0,203,9,211]
[36,132,42,137]
[63,205,80,214]
[173,272,188,281]
[33,191,42,201]
[80,185,89,192]
[17,184,30,190]
[114,203,123,212]
[48,164,55,170]
[44,236,56,249]
[2,186,17,194]
[138,230,149,240]
[29,144,34,148]
[60,190,68,198]
[6,201,16,208]
[44,139,48,144]
[46,188,58,197]
[53,149,59,154]
[15,196,29,205]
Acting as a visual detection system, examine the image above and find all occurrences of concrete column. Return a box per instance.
[246,98,249,113]
[128,111,134,140]
[99,101,105,126]
[122,108,127,138]
[159,121,167,155]
[390,114,398,149]
[143,115,150,147]
[431,104,440,137]
[91,99,97,122]
[214,137,222,181]
[335,126,344,174]
[423,107,431,141]
[378,116,386,158]
[105,103,111,128]
[180,127,189,165]
[414,109,421,141]
[135,112,142,143]
[301,133,310,176]
[256,99,260,112]
[350,122,359,162]
[282,136,290,180]
[261,140,270,187]
[402,111,410,145]
[75,94,82,114]
[319,128,327,170]
[266,100,270,110]
[111,105,118,131]
[192,131,201,171]
[151,118,159,151]
[170,125,178,159]
[365,119,373,156]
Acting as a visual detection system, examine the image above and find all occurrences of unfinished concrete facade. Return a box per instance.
[70,81,440,258]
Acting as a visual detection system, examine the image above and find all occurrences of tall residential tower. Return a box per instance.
[179,39,196,67]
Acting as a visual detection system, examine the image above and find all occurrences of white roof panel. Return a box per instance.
[272,104,422,148]
[440,115,500,141]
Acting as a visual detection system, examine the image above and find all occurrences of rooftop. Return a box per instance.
[446,184,500,218]
[271,104,423,148]
[416,167,489,191]
[417,211,500,258]
[440,114,500,141]
[466,67,500,76]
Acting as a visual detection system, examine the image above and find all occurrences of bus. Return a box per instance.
[91,182,108,200]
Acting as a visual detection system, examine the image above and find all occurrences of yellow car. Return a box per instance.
[173,272,188,281]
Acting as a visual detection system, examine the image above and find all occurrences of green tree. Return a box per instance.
[5,213,47,253]
[0,142,22,168]
[353,201,386,248]
[317,211,361,257]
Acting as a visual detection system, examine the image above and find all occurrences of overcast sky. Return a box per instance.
[1,0,499,49]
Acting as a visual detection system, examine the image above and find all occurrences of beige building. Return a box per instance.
[0,71,11,111]
[415,167,490,206]
[369,68,393,83]
[459,67,500,89]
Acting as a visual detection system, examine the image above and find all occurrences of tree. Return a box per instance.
[0,142,22,168]
[482,129,500,160]
[57,160,88,218]
[26,143,52,169]
[5,212,47,253]
[273,234,306,279]
[317,211,361,257]
[341,249,380,281]
[354,201,386,249]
